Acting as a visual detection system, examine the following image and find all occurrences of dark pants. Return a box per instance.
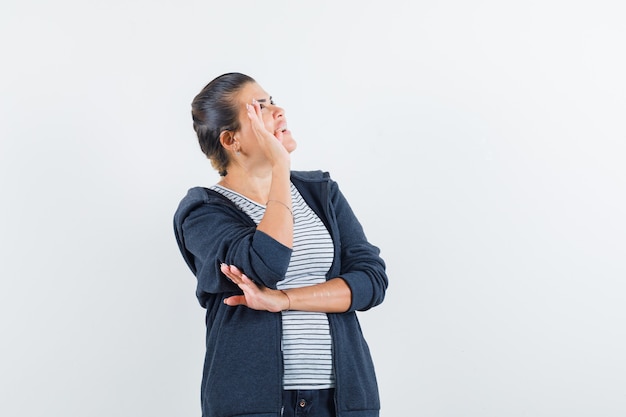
[282,389,336,417]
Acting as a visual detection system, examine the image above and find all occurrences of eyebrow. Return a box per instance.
[255,96,272,103]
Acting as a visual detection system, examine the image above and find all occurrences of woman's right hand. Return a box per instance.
[245,99,291,170]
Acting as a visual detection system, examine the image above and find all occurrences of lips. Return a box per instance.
[274,124,288,134]
[273,123,289,140]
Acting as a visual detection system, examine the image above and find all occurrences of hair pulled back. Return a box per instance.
[191,72,255,176]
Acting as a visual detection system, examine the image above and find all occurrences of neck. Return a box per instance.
[219,167,274,204]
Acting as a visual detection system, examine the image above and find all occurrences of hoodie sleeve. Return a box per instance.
[173,187,293,302]
[328,180,388,312]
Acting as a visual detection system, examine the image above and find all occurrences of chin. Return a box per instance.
[284,138,297,153]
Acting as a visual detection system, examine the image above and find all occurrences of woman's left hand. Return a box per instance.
[221,264,288,312]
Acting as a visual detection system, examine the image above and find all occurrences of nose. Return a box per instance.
[272,104,285,119]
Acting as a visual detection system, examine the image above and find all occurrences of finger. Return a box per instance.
[229,265,243,275]
[220,263,235,279]
[227,266,248,286]
[224,295,247,307]
[239,273,255,285]
[220,264,244,285]
[246,101,262,123]
[251,98,261,115]
[221,263,241,276]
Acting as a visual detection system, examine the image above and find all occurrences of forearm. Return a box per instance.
[257,165,293,248]
[282,278,351,313]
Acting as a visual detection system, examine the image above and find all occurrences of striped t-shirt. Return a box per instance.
[210,183,335,390]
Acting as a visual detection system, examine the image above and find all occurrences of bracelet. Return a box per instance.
[280,290,291,311]
[266,199,294,220]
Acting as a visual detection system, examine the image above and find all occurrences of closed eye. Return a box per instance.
[258,96,275,109]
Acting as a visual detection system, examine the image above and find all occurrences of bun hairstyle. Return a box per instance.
[191,72,255,176]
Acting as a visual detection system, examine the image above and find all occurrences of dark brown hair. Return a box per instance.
[191,72,255,176]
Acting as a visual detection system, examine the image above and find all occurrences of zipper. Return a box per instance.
[328,313,340,417]
[278,311,284,416]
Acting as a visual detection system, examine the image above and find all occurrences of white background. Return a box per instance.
[1,0,625,416]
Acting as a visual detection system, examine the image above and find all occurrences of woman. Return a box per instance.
[173,72,388,417]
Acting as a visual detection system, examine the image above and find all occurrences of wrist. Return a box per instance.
[280,290,291,311]
[272,162,290,178]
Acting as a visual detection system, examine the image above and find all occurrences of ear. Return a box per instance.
[219,130,237,151]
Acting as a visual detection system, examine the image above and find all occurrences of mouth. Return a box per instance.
[273,124,290,140]
[274,124,288,135]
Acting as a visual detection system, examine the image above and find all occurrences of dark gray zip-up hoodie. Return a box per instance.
[173,170,388,417]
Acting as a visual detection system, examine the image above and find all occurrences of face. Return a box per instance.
[234,82,297,153]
